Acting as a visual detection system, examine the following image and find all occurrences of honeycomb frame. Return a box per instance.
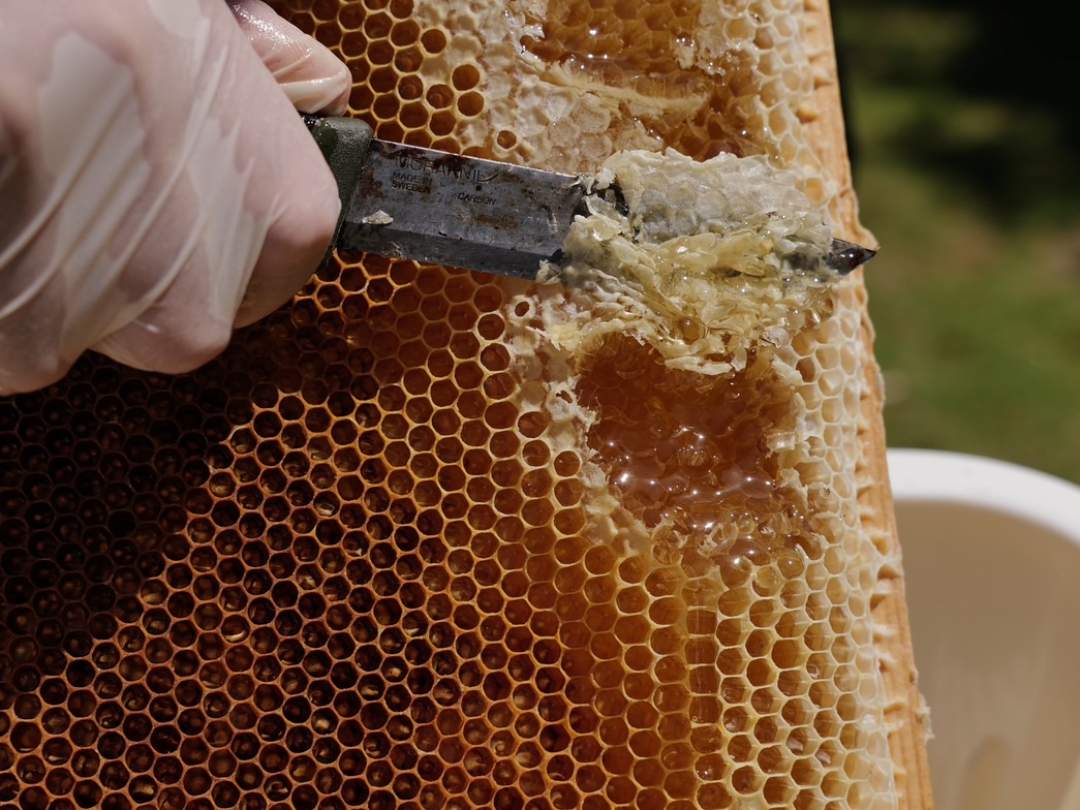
[0,2,931,809]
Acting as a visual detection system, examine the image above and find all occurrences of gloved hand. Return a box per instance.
[0,0,351,395]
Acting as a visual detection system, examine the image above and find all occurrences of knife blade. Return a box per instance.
[304,115,876,280]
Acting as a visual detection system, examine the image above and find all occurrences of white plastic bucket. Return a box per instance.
[888,449,1080,810]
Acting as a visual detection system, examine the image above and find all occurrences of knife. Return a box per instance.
[303,115,877,281]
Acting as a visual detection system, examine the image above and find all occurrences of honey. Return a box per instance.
[518,0,767,162]
[521,0,703,79]
[577,335,801,541]
[0,1,901,809]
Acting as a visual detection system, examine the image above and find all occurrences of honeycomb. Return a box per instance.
[0,2,907,809]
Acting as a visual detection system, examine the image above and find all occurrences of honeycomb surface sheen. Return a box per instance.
[0,2,897,810]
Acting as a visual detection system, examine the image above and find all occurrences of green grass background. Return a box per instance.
[832,1,1080,481]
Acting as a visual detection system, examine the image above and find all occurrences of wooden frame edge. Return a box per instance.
[801,2,935,807]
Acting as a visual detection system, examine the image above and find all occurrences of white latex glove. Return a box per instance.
[0,0,352,395]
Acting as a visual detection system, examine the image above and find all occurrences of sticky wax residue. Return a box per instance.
[535,149,835,377]
[520,0,704,80]
[516,0,783,162]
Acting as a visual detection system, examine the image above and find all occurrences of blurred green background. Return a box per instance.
[833,0,1080,482]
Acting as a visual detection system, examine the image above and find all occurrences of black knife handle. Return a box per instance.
[302,114,374,250]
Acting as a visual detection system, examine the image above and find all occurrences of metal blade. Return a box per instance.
[826,238,878,274]
[337,138,879,281]
[337,139,584,280]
